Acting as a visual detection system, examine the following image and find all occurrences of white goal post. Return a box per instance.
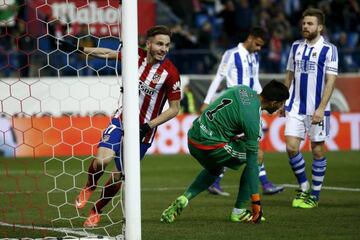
[121,0,141,240]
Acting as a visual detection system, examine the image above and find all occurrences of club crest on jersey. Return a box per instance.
[151,73,161,84]
[312,52,317,57]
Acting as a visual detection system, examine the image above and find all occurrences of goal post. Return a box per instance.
[121,0,142,240]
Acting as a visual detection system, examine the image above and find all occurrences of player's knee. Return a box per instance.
[93,157,111,171]
[312,148,324,159]
[286,145,299,157]
[311,142,325,159]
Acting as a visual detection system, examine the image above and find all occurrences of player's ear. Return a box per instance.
[318,24,324,33]
[145,39,151,49]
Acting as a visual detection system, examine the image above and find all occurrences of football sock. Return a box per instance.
[289,152,309,191]
[184,169,218,200]
[86,159,104,191]
[93,176,122,213]
[311,157,327,200]
[213,176,222,185]
[234,162,259,208]
[258,163,269,185]
[212,169,225,185]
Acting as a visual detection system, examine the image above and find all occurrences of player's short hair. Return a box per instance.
[261,80,289,102]
[248,27,268,41]
[303,8,325,25]
[146,25,172,39]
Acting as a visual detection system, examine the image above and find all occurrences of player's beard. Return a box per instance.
[302,30,319,41]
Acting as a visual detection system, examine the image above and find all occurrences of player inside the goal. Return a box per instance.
[58,25,182,227]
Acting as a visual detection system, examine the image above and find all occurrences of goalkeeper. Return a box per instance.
[160,80,289,224]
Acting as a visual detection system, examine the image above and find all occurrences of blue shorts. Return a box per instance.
[98,117,151,171]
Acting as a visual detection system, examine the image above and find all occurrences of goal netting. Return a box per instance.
[0,0,126,238]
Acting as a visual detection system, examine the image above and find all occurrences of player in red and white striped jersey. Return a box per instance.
[73,25,181,227]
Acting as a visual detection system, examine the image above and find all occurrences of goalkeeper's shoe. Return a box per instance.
[230,209,252,222]
[292,189,310,208]
[230,209,266,223]
[160,195,188,223]
[83,209,101,228]
[298,195,318,209]
[75,187,94,209]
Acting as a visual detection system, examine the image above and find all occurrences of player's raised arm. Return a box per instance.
[82,46,118,59]
[56,38,118,59]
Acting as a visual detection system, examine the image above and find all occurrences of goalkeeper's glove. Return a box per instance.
[251,194,263,224]
[57,39,84,52]
[140,123,151,142]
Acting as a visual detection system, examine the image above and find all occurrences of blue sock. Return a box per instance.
[289,152,308,190]
[311,157,327,200]
[212,168,226,186]
[258,163,270,185]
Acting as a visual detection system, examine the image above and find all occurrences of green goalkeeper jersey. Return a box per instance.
[188,85,261,152]
[188,85,261,201]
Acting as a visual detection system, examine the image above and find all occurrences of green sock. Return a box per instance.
[184,169,218,200]
[235,158,260,209]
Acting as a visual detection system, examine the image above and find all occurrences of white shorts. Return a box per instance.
[284,114,330,142]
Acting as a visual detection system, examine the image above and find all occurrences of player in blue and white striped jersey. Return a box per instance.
[201,27,284,196]
[282,8,338,208]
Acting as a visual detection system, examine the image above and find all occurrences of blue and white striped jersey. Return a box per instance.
[285,36,338,116]
[204,43,262,104]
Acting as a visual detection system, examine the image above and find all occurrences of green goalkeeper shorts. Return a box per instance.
[188,139,247,171]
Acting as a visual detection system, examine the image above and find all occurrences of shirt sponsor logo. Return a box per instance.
[295,60,316,73]
[139,81,155,96]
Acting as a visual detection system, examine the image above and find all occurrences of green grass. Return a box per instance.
[1,151,360,239]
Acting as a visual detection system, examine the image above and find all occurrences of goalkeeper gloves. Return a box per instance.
[57,39,84,52]
[251,194,263,224]
[140,123,151,142]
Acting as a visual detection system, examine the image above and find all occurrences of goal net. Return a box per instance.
[0,0,126,238]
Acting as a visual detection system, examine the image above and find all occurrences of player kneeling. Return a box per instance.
[160,80,289,224]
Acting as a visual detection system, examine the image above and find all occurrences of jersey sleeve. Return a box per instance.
[203,50,231,104]
[325,44,338,75]
[243,110,261,196]
[243,112,261,154]
[253,54,262,94]
[165,66,181,101]
[286,42,296,72]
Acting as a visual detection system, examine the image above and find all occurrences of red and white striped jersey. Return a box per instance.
[116,48,181,143]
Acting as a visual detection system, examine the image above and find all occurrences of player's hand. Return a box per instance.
[251,194,263,224]
[200,103,209,113]
[140,123,151,142]
[57,39,83,52]
[311,108,324,124]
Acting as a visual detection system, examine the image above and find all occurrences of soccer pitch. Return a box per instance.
[1,151,359,239]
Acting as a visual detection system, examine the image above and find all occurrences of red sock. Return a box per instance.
[94,176,122,213]
[86,159,104,191]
